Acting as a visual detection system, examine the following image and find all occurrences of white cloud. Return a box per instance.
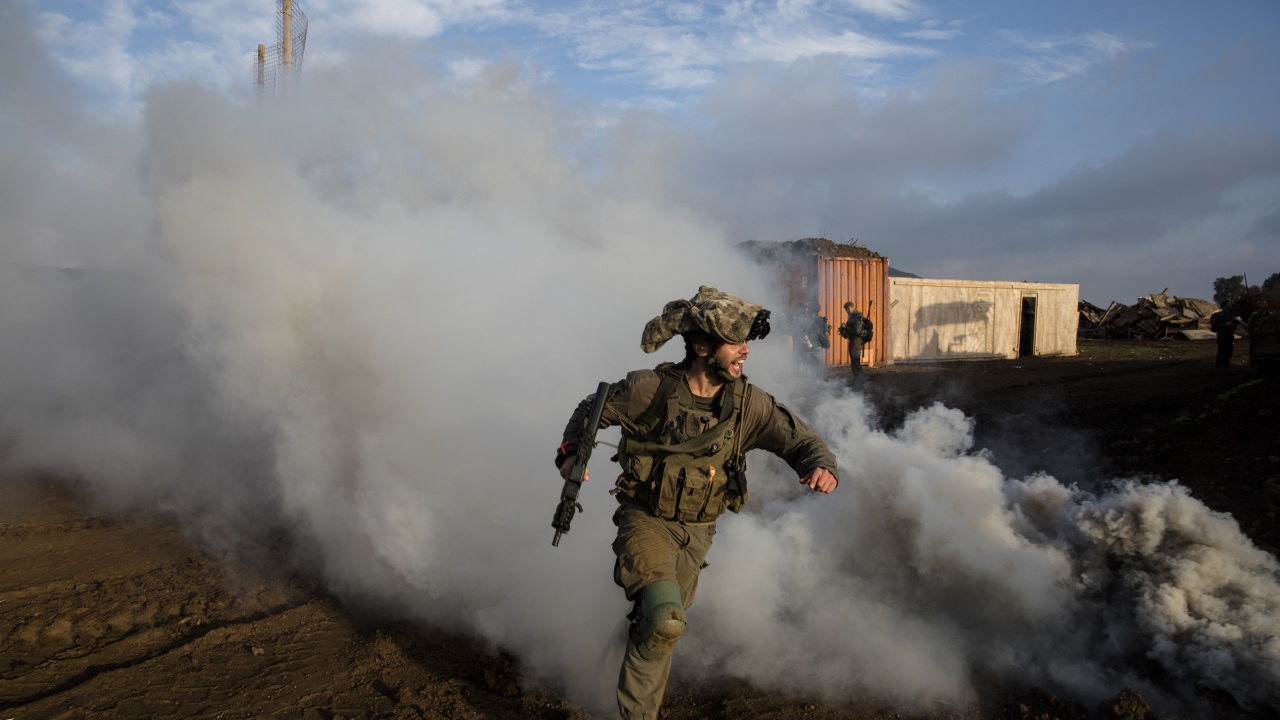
[535,1,929,90]
[322,0,511,37]
[36,0,140,108]
[340,0,449,36]
[733,26,927,63]
[998,28,1145,86]
[846,0,921,21]
[903,18,963,41]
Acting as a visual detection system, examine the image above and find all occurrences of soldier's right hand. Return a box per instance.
[559,456,590,483]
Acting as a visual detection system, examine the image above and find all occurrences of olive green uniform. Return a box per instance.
[559,362,838,720]
[839,309,870,376]
[1210,310,1238,373]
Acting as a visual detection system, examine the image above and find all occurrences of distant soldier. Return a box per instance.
[838,301,873,377]
[1209,306,1239,374]
[793,304,830,378]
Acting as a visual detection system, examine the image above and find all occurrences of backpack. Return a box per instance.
[839,315,866,340]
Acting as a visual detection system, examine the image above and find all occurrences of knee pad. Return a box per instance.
[635,581,686,661]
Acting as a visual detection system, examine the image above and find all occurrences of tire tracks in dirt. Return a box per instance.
[0,597,312,711]
[0,494,317,715]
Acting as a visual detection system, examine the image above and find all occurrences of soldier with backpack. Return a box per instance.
[838,300,874,376]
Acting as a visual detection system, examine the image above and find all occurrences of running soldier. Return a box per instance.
[555,286,840,720]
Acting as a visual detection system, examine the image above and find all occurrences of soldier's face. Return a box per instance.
[714,342,750,378]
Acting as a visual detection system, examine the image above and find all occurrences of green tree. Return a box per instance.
[1213,275,1248,306]
[1263,272,1280,294]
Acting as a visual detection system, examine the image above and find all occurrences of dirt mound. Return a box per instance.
[737,237,885,261]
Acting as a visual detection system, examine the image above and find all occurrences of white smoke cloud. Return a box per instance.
[2,7,1277,718]
[687,397,1280,713]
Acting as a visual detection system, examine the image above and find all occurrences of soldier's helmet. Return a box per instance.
[844,301,856,311]
[641,286,771,353]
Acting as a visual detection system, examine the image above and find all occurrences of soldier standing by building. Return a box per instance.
[792,303,831,378]
[838,301,873,377]
[555,286,840,720]
[1210,305,1239,374]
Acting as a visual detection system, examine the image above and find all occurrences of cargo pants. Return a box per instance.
[611,504,716,720]
[847,336,864,375]
[1216,335,1235,372]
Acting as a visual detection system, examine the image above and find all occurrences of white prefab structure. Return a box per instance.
[887,278,1078,363]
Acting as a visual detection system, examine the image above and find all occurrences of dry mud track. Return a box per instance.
[0,482,567,720]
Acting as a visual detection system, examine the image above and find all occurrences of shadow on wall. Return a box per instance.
[914,300,994,328]
[903,301,1001,362]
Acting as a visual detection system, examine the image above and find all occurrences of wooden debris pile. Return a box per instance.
[1079,290,1222,339]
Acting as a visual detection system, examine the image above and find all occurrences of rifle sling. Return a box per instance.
[620,422,734,457]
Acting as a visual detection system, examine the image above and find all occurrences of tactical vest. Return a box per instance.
[612,363,752,524]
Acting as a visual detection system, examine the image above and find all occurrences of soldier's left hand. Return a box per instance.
[799,467,837,493]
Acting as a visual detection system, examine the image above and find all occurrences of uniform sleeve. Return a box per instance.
[740,389,839,481]
[555,374,650,468]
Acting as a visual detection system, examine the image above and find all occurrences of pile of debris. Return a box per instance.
[1079,290,1223,339]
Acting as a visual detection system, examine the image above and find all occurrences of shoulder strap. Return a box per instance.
[634,363,682,438]
[623,422,732,456]
[730,379,751,459]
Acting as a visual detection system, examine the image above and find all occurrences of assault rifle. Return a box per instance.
[551,381,611,547]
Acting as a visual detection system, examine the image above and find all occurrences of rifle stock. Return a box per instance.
[552,381,611,546]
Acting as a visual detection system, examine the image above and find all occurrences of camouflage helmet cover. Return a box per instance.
[641,285,771,353]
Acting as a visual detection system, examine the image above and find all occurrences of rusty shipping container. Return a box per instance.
[739,239,889,368]
[816,256,889,367]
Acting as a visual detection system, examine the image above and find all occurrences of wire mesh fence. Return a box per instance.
[253,0,308,101]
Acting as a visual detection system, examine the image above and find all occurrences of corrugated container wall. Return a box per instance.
[818,257,889,367]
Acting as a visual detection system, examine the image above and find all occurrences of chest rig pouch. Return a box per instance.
[613,364,753,523]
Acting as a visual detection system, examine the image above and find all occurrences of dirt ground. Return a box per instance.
[2,338,1277,720]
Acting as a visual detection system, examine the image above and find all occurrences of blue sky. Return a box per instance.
[9,0,1280,304]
